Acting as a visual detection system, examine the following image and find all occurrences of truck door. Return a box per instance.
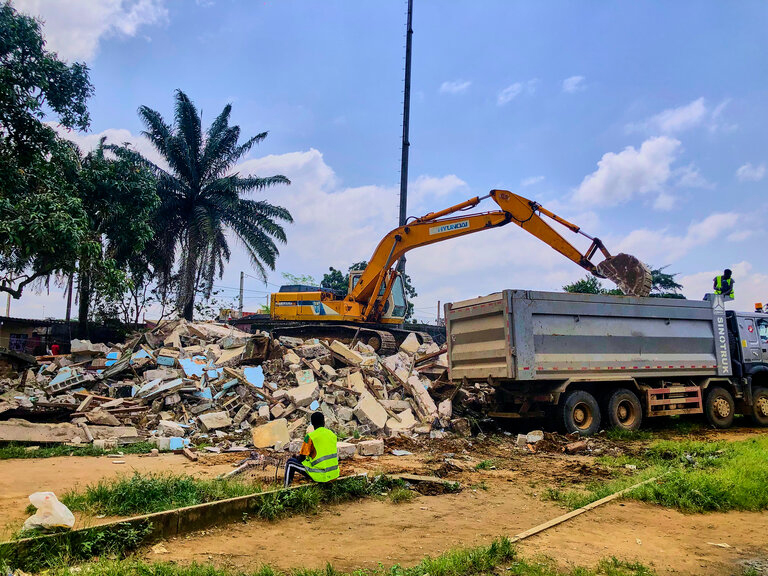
[757,318,768,364]
[739,317,762,364]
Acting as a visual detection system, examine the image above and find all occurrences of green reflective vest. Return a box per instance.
[304,427,339,482]
[715,276,734,297]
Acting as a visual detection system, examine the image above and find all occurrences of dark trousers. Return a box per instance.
[284,456,311,488]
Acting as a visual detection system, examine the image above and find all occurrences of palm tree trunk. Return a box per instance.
[180,232,198,321]
[77,270,91,339]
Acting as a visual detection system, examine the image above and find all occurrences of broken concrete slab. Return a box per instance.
[251,418,290,448]
[198,411,232,432]
[399,332,421,355]
[337,441,356,460]
[0,418,136,443]
[354,392,388,432]
[85,410,121,427]
[329,340,364,365]
[385,408,417,435]
[286,382,320,407]
[158,420,185,437]
[356,438,384,456]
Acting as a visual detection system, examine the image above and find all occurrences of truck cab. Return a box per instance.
[729,311,768,372]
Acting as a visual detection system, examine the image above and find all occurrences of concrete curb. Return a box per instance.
[0,473,368,569]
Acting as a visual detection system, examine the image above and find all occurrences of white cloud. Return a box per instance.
[49,123,170,170]
[562,75,585,93]
[736,162,766,183]
[14,0,168,61]
[674,163,712,189]
[574,136,681,207]
[521,175,545,187]
[439,80,471,95]
[497,79,538,106]
[679,261,768,308]
[628,97,736,135]
[616,212,740,263]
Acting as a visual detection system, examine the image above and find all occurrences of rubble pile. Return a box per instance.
[0,321,464,456]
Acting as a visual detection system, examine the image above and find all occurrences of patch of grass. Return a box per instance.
[388,487,416,504]
[469,481,488,491]
[604,428,654,441]
[474,459,495,471]
[61,472,263,516]
[545,436,768,513]
[0,442,157,460]
[31,536,656,576]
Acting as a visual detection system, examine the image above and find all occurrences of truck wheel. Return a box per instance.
[560,390,601,436]
[751,387,768,427]
[704,386,735,429]
[606,388,643,431]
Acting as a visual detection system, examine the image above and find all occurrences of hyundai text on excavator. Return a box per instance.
[263,189,652,354]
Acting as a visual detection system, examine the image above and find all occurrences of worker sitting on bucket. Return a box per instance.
[283,411,339,488]
[713,269,735,299]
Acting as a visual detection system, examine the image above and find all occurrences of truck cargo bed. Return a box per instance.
[446,290,731,382]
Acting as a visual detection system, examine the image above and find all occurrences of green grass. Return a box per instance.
[544,436,768,513]
[474,459,495,471]
[61,472,264,516]
[0,442,157,460]
[604,428,653,441]
[388,487,416,504]
[5,536,658,576]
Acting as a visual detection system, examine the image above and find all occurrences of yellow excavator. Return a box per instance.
[266,189,652,353]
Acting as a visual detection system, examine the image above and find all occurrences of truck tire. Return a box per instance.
[606,388,643,431]
[751,386,768,427]
[704,386,735,429]
[559,390,601,436]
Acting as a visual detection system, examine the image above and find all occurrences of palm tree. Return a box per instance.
[134,90,292,320]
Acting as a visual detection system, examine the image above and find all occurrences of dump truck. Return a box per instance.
[257,189,652,354]
[445,290,768,434]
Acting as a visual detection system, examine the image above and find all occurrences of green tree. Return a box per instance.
[321,261,418,321]
[75,140,159,336]
[649,265,685,299]
[0,2,94,299]
[130,90,292,320]
[281,272,317,286]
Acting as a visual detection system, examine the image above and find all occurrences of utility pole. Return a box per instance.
[397,0,414,273]
[65,275,73,323]
[238,271,244,317]
[436,300,441,324]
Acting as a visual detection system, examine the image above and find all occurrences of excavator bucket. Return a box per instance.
[596,253,652,297]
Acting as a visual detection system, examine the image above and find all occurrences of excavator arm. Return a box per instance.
[349,189,651,322]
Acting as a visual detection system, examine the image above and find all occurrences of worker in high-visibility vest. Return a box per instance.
[713,269,735,299]
[283,411,339,488]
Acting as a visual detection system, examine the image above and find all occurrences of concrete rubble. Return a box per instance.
[0,318,468,459]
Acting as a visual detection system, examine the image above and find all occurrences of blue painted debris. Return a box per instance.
[157,356,176,367]
[309,400,320,411]
[49,368,73,386]
[180,356,208,377]
[194,388,213,400]
[243,366,264,388]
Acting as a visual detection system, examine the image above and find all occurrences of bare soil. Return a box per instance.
[1,424,767,574]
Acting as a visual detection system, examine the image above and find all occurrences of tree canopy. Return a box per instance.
[127,90,293,320]
[563,265,685,298]
[0,2,95,299]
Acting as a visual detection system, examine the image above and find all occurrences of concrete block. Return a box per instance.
[337,441,356,460]
[399,332,421,355]
[251,418,289,448]
[158,420,185,437]
[198,411,232,432]
[321,365,338,379]
[438,399,453,427]
[330,340,364,365]
[270,404,285,419]
[385,408,417,435]
[258,405,270,419]
[356,438,384,456]
[287,382,320,407]
[86,410,121,427]
[526,430,544,444]
[93,438,118,450]
[295,369,315,385]
[353,392,388,431]
[336,406,354,422]
[347,371,367,394]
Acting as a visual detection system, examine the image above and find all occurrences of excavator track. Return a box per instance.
[268,323,397,355]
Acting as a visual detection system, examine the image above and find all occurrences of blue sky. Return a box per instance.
[12,0,768,321]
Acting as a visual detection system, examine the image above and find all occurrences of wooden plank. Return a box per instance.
[508,475,662,543]
[182,448,198,462]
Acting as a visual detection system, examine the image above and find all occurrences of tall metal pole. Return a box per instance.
[238,271,244,317]
[397,0,414,273]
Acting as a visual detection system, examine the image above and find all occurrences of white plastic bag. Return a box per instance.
[22,492,75,531]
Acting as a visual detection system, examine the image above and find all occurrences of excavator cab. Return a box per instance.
[349,271,408,321]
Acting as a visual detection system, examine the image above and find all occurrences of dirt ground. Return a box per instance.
[1,424,767,575]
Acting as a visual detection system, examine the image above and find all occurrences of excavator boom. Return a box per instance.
[348,189,651,320]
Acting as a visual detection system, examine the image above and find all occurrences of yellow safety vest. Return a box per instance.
[715,276,734,297]
[304,427,339,482]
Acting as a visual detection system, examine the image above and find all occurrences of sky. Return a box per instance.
[9,0,768,322]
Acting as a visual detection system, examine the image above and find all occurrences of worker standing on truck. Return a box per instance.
[283,411,339,488]
[713,269,735,299]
